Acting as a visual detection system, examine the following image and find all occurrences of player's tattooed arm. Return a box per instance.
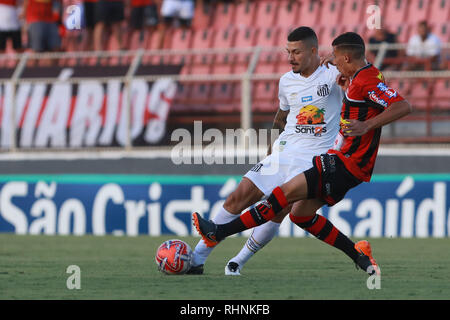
[268,109,289,155]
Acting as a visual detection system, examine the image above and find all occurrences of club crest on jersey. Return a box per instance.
[317,84,330,97]
[295,105,327,136]
[377,71,385,82]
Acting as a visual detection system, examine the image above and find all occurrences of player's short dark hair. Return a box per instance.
[287,26,318,48]
[332,32,365,59]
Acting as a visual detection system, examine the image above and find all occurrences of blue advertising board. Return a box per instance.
[0,174,449,237]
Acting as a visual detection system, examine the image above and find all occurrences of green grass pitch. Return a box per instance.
[1,234,449,300]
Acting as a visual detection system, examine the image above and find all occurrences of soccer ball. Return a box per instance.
[155,239,193,275]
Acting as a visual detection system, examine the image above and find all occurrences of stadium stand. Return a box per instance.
[0,0,449,144]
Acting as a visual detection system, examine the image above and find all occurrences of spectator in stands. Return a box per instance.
[82,0,98,50]
[368,27,398,70]
[126,0,159,48]
[156,0,194,49]
[0,0,23,53]
[406,20,441,70]
[23,0,61,52]
[93,0,125,51]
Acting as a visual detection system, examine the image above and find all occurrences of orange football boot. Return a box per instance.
[355,240,380,275]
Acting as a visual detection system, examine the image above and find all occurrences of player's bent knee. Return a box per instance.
[280,173,309,203]
[223,191,242,214]
[224,178,264,213]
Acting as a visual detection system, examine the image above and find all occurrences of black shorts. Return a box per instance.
[95,0,125,24]
[304,154,362,206]
[130,5,159,30]
[84,2,96,29]
[0,30,22,51]
[163,16,192,28]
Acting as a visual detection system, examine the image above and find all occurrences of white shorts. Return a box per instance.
[0,4,20,31]
[244,152,314,197]
[160,0,194,20]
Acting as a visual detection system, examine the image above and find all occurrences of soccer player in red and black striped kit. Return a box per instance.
[193,32,412,275]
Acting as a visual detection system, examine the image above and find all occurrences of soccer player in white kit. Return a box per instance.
[188,26,346,275]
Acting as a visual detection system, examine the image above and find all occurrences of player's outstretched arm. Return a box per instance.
[267,108,288,155]
[343,100,412,136]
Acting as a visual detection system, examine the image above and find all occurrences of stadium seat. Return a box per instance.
[252,80,278,112]
[254,0,278,28]
[433,79,450,109]
[188,29,216,74]
[170,28,193,51]
[407,80,433,111]
[168,29,194,65]
[405,0,430,23]
[433,22,450,42]
[192,3,213,30]
[341,0,365,25]
[210,81,240,112]
[276,0,301,28]
[275,26,293,47]
[230,82,242,105]
[211,27,238,74]
[274,24,304,72]
[173,82,190,107]
[255,26,279,48]
[211,1,236,29]
[254,27,281,74]
[145,29,171,51]
[318,0,344,28]
[104,34,121,66]
[234,26,258,48]
[428,0,450,25]
[187,82,214,108]
[233,0,257,28]
[233,26,258,74]
[141,31,170,65]
[319,25,344,48]
[191,28,215,50]
[383,0,409,25]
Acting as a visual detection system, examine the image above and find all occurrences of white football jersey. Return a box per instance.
[273,64,343,159]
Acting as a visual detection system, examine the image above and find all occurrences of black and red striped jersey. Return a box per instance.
[329,64,404,182]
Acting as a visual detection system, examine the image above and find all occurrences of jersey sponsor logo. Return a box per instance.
[295,125,327,136]
[367,90,388,108]
[301,95,313,102]
[295,105,327,136]
[296,105,325,125]
[376,82,398,99]
[317,84,330,97]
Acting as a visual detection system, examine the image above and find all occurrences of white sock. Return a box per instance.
[229,220,280,269]
[191,206,237,266]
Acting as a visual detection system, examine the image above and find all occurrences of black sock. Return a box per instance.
[290,213,360,262]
